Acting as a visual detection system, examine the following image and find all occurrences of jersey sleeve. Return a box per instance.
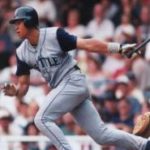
[16,55,30,76]
[56,28,77,52]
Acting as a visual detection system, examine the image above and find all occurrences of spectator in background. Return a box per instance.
[24,121,39,136]
[61,113,85,136]
[101,0,119,24]
[102,53,126,78]
[132,6,150,88]
[120,0,133,17]
[65,9,85,37]
[114,14,135,44]
[137,5,150,41]
[100,90,119,123]
[110,57,134,79]
[65,9,85,57]
[26,0,57,27]
[115,75,141,116]
[0,108,14,135]
[0,54,17,84]
[86,54,109,97]
[0,0,13,11]
[45,145,57,150]
[113,98,135,150]
[115,98,134,133]
[21,122,40,150]
[61,113,76,135]
[12,101,30,135]
[132,56,150,91]
[86,3,115,41]
[126,72,145,104]
[59,0,97,25]
[0,108,14,150]
[0,14,15,69]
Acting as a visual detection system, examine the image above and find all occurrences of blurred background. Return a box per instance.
[0,0,150,150]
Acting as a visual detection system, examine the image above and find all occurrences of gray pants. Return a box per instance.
[34,71,147,150]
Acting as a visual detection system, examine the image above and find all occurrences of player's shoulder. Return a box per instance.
[40,27,59,35]
[40,27,60,42]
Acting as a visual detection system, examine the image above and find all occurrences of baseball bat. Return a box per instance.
[126,38,150,58]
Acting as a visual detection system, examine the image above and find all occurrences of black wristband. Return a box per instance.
[119,44,123,53]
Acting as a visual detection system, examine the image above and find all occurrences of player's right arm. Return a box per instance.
[2,50,31,98]
[2,74,30,98]
[16,74,30,98]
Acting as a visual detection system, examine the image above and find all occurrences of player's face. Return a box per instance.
[14,20,29,39]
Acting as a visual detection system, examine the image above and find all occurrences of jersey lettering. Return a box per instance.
[38,57,61,68]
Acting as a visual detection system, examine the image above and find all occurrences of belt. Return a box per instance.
[74,65,80,70]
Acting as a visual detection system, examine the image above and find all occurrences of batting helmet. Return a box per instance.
[9,6,39,28]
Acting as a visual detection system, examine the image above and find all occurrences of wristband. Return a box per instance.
[108,43,121,53]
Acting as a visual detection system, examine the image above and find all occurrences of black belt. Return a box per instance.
[74,65,80,70]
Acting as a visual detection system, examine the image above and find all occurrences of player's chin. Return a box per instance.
[17,33,26,39]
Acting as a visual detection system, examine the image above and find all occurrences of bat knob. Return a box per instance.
[126,51,133,58]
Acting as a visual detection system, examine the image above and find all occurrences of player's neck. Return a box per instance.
[27,29,39,46]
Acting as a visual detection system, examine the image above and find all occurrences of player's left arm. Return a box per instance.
[76,38,136,55]
[56,28,136,57]
[77,38,109,53]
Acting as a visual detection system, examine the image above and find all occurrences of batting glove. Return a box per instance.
[108,43,137,58]
[119,43,136,58]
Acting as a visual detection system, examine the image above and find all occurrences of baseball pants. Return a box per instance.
[34,70,147,150]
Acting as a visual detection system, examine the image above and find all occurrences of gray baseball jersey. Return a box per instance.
[16,27,147,150]
[16,27,78,88]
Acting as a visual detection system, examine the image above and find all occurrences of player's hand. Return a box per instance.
[2,83,18,96]
[119,43,136,58]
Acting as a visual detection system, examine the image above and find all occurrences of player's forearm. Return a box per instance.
[16,75,30,98]
[16,83,29,98]
[77,38,121,54]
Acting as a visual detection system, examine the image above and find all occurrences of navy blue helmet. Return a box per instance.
[9,6,39,28]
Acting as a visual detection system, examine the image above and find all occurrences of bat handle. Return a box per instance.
[125,49,135,58]
[126,48,143,58]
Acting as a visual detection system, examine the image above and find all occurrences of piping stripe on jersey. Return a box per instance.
[39,28,47,57]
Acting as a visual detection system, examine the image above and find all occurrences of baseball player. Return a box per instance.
[2,6,150,150]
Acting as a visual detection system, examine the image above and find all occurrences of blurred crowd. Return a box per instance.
[0,0,150,150]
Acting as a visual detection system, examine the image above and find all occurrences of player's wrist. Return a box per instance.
[14,85,19,96]
[107,42,121,53]
[15,88,19,96]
